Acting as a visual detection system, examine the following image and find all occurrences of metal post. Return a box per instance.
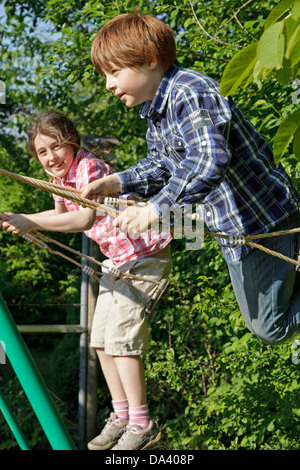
[0,294,76,450]
[0,388,31,450]
[78,233,89,449]
[86,239,99,441]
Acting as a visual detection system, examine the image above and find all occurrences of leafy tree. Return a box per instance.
[220,0,300,165]
[0,0,300,450]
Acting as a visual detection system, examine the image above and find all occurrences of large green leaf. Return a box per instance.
[264,0,296,30]
[285,22,300,66]
[291,0,300,20]
[257,21,285,69]
[220,43,257,96]
[273,111,300,164]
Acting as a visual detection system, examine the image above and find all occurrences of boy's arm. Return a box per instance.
[81,153,168,201]
[0,202,96,236]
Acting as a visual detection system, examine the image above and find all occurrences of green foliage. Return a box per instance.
[220,0,300,164]
[145,240,300,450]
[0,376,67,450]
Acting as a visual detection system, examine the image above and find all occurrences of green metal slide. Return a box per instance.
[0,294,76,450]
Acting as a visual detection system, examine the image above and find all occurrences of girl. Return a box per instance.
[0,111,172,450]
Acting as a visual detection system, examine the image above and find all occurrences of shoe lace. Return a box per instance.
[102,415,115,433]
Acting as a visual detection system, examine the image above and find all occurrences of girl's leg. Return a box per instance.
[97,350,149,428]
[113,355,147,406]
[96,348,130,421]
[96,348,127,401]
[114,355,150,429]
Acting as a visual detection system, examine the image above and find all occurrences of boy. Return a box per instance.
[82,13,300,346]
[0,111,172,450]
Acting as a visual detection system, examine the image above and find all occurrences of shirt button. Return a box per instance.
[202,140,207,146]
[178,141,182,146]
[206,211,211,217]
[114,299,118,304]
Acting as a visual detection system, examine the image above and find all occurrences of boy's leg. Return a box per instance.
[226,212,300,345]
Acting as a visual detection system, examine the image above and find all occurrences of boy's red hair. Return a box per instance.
[91,13,176,74]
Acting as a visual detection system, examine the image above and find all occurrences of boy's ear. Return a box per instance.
[148,60,158,70]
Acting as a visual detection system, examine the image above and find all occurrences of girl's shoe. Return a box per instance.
[87,413,128,450]
[111,420,161,450]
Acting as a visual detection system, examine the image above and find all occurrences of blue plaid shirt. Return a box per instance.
[118,65,298,262]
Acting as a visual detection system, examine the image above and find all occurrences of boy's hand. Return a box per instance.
[0,212,35,236]
[81,174,121,201]
[113,204,159,235]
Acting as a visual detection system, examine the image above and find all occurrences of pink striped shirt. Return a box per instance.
[52,150,172,266]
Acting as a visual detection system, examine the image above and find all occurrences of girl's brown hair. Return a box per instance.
[91,13,176,75]
[28,111,81,159]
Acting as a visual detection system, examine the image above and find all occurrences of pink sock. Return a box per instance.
[112,399,129,422]
[129,404,150,429]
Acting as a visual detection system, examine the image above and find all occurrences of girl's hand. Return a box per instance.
[113,204,159,235]
[0,212,35,236]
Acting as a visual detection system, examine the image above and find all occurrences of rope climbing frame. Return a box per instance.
[0,166,299,270]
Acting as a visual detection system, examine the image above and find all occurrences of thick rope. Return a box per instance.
[0,167,299,269]
[0,168,120,218]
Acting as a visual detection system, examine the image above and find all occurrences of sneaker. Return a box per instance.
[87,412,128,450]
[111,420,161,450]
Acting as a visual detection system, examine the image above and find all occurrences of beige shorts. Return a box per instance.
[90,246,172,356]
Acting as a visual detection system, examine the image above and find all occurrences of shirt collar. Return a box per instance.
[140,64,181,120]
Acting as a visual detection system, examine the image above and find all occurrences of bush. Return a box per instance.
[143,239,300,450]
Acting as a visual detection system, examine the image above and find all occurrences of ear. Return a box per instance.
[148,60,158,70]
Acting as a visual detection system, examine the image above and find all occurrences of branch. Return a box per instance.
[188,0,243,48]
[221,0,256,28]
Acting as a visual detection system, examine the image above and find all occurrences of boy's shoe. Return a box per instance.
[87,412,128,450]
[111,420,161,450]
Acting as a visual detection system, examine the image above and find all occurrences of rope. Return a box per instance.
[34,231,158,284]
[0,214,159,285]
[0,168,120,218]
[0,166,299,270]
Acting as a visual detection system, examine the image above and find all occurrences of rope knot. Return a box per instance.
[83,265,95,277]
[228,235,246,245]
[104,196,119,207]
[102,265,121,277]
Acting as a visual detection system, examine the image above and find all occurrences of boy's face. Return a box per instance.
[34,133,74,178]
[104,63,165,107]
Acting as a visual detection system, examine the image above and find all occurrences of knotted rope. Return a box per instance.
[0,213,159,285]
[0,168,120,218]
[0,167,299,270]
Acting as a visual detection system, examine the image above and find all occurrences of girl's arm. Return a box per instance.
[0,202,96,236]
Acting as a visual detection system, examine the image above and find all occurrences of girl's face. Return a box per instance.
[104,62,165,108]
[34,133,75,178]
